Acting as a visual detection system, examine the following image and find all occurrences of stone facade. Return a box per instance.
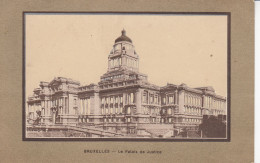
[27,30,226,136]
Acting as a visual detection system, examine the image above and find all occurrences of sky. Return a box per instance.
[25,14,227,98]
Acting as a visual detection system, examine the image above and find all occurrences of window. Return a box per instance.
[155,96,158,104]
[127,107,131,114]
[169,96,174,104]
[120,106,123,113]
[114,44,121,51]
[168,108,172,115]
[120,96,123,104]
[143,91,147,103]
[150,94,154,104]
[163,97,166,104]
[130,93,134,103]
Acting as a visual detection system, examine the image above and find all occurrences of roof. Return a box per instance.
[195,86,215,92]
[115,29,132,43]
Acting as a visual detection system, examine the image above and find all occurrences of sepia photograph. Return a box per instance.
[23,13,230,140]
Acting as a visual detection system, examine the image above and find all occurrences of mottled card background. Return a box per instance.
[0,0,254,162]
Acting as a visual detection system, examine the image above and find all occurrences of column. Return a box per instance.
[87,98,90,115]
[178,90,185,113]
[174,90,178,104]
[135,89,142,114]
[93,92,101,124]
[83,99,86,115]
[202,95,206,108]
[123,93,126,105]
[66,97,69,114]
[62,97,65,114]
[108,59,111,70]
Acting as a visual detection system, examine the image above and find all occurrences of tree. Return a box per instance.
[199,116,226,138]
[33,110,41,125]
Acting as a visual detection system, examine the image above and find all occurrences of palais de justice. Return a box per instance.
[27,30,226,137]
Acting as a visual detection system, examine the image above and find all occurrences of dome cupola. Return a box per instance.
[115,29,132,43]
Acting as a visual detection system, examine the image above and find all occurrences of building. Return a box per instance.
[26,30,226,137]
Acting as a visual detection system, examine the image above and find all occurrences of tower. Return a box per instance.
[100,29,147,83]
[108,29,139,72]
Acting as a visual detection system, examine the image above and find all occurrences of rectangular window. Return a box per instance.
[155,96,158,104]
[168,108,172,115]
[131,93,134,103]
[120,96,123,104]
[150,94,154,104]
[120,106,123,113]
[169,96,174,104]
[142,92,147,103]
[127,107,131,114]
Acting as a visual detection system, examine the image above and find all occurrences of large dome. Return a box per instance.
[115,29,132,43]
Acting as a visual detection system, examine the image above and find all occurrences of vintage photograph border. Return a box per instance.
[22,11,231,142]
